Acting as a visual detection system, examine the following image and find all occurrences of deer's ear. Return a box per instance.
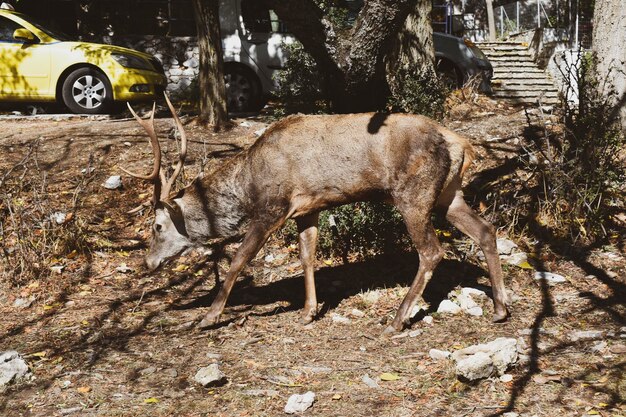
[160,201,189,237]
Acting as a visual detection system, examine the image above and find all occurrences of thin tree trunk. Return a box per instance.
[486,0,496,41]
[192,0,228,129]
[592,0,626,131]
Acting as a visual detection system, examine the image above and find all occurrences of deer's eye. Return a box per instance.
[155,223,163,232]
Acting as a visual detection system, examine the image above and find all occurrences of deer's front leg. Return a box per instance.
[296,213,320,324]
[198,221,280,329]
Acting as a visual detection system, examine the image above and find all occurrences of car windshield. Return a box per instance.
[15,12,73,41]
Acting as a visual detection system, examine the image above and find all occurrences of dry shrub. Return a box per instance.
[0,138,94,286]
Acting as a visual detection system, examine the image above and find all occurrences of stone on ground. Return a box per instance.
[284,391,315,414]
[451,338,519,381]
[194,363,226,387]
[0,351,32,387]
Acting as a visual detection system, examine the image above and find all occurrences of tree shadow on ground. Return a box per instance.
[174,252,488,326]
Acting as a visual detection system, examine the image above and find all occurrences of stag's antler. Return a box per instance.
[122,93,188,203]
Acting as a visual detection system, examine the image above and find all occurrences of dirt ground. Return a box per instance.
[0,98,624,417]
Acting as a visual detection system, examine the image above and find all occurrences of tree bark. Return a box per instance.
[269,0,418,113]
[592,0,626,131]
[386,0,435,95]
[485,0,496,41]
[191,0,228,129]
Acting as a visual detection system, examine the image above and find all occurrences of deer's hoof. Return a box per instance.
[492,308,509,323]
[299,314,315,325]
[381,324,401,337]
[198,312,221,329]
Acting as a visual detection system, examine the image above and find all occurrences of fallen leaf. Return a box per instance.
[586,410,599,415]
[516,261,534,269]
[77,386,91,394]
[332,394,342,400]
[172,264,188,272]
[380,372,400,381]
[598,403,609,408]
[31,351,47,358]
[143,397,159,404]
[323,259,333,266]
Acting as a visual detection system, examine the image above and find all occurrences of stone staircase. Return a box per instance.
[477,41,560,105]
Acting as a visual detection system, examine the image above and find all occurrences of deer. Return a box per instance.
[122,94,509,334]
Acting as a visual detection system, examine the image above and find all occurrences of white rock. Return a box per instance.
[569,330,604,342]
[465,306,484,316]
[331,313,351,324]
[496,238,519,255]
[429,349,451,360]
[194,363,226,387]
[457,293,478,310]
[103,175,122,190]
[591,341,607,352]
[455,351,494,381]
[0,351,32,387]
[51,211,66,225]
[502,412,519,417]
[350,308,365,318]
[254,127,267,137]
[422,315,433,324]
[12,297,34,309]
[361,374,380,389]
[460,287,487,298]
[452,338,519,380]
[437,299,462,314]
[239,121,251,127]
[500,374,513,382]
[409,329,423,338]
[284,391,315,414]
[115,263,133,273]
[503,252,529,266]
[534,271,567,285]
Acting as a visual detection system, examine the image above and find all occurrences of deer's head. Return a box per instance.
[122,94,193,271]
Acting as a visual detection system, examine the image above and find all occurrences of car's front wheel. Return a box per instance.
[224,66,261,113]
[61,68,113,114]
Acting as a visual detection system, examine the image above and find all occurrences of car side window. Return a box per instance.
[240,0,286,34]
[0,16,22,43]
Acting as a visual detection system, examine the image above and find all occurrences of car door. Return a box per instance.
[238,0,295,92]
[0,15,51,99]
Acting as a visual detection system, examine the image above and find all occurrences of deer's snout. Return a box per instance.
[145,256,162,272]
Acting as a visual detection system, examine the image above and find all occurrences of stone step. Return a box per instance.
[484,51,534,58]
[493,90,559,98]
[495,85,559,94]
[493,71,550,81]
[488,56,535,63]
[477,44,528,53]
[476,42,526,47]
[491,79,557,90]
[493,66,545,73]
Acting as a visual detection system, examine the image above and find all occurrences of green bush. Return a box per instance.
[387,66,448,120]
[281,203,413,260]
[273,42,330,116]
[544,51,626,241]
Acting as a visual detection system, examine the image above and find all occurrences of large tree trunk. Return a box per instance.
[592,0,626,131]
[192,0,228,129]
[385,0,436,100]
[269,0,417,113]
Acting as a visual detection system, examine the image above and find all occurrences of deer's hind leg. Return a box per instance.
[387,188,444,333]
[439,187,509,322]
[296,213,320,324]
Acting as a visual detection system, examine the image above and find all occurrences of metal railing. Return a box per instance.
[496,0,558,38]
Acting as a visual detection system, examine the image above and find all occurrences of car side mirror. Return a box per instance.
[13,28,37,43]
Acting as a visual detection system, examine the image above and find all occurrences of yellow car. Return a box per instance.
[0,9,167,114]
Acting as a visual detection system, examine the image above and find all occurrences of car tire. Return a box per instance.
[61,67,113,114]
[436,59,463,90]
[224,66,262,113]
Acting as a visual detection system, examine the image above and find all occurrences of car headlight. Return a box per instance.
[463,38,487,61]
[111,53,153,71]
